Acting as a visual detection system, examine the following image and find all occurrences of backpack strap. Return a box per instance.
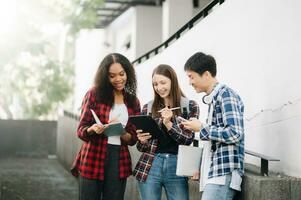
[146,97,190,117]
[146,100,154,115]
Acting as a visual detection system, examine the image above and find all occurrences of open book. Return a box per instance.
[90,109,125,137]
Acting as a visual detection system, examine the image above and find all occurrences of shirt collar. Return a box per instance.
[202,83,223,105]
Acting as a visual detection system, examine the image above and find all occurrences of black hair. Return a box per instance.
[94,53,137,107]
[184,52,217,77]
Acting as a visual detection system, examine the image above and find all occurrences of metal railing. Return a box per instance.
[245,150,280,176]
[132,0,225,65]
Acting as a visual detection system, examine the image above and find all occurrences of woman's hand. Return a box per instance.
[87,124,107,135]
[136,129,152,144]
[181,118,202,132]
[160,106,173,130]
[120,132,132,143]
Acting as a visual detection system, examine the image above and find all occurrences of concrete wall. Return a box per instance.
[56,116,81,170]
[0,120,57,157]
[134,0,301,177]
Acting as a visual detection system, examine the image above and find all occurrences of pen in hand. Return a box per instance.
[158,107,181,113]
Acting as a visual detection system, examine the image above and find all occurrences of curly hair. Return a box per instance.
[94,53,137,107]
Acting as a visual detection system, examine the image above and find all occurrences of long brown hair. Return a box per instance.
[94,53,137,107]
[151,64,185,118]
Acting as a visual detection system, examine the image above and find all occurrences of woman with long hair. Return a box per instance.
[71,53,140,200]
[133,64,199,200]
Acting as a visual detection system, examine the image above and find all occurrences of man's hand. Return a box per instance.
[181,118,202,132]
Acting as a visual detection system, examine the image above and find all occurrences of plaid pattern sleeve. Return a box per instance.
[167,100,199,145]
[133,139,158,182]
[71,89,140,180]
[133,103,159,182]
[199,85,245,178]
[71,89,107,180]
[200,88,244,144]
[77,89,102,143]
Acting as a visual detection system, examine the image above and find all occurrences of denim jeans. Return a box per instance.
[201,174,236,200]
[138,153,189,200]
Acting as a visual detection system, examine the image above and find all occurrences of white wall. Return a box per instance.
[107,8,136,61]
[162,0,193,40]
[74,6,163,109]
[135,0,301,177]
[74,29,109,111]
[135,6,162,58]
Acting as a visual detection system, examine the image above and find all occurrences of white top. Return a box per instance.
[107,104,128,145]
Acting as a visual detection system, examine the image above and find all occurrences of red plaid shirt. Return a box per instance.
[71,88,141,180]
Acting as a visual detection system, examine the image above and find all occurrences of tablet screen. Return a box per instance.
[128,115,164,139]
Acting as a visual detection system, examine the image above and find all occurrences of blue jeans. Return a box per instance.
[201,174,237,200]
[138,153,189,200]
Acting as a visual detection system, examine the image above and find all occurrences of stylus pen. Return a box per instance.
[158,107,181,113]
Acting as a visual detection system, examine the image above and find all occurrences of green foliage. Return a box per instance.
[0,0,104,119]
[0,52,74,119]
[65,0,104,35]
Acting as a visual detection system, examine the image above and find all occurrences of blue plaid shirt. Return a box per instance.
[199,84,244,178]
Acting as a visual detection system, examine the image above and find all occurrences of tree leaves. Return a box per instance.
[0,0,104,119]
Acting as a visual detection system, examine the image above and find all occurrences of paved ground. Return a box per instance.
[0,157,78,200]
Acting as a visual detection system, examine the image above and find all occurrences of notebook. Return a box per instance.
[90,109,124,137]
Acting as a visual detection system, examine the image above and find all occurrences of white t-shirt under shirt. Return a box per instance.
[107,104,128,145]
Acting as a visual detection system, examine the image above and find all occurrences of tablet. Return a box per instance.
[128,115,164,139]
